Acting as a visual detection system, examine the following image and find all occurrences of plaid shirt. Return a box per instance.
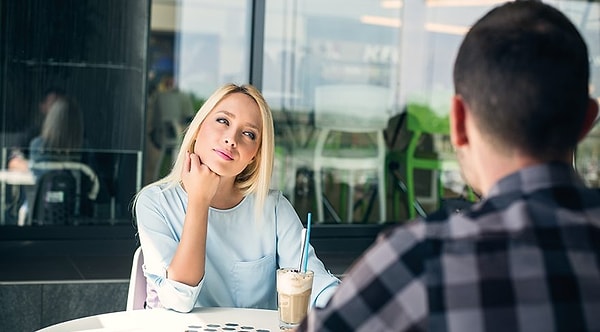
[298,162,600,332]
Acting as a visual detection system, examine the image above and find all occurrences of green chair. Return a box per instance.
[388,103,459,220]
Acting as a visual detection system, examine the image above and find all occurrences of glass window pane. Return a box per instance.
[1,1,147,226]
[265,0,600,224]
[264,0,402,223]
[145,0,251,183]
[563,0,600,185]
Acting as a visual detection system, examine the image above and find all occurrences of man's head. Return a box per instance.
[451,0,598,192]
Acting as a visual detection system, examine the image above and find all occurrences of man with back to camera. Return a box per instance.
[296,1,600,331]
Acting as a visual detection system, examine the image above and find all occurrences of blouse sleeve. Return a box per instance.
[274,192,340,308]
[28,137,42,164]
[135,186,203,312]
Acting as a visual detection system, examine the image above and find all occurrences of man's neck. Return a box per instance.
[474,148,573,196]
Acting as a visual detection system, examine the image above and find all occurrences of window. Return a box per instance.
[1,0,599,228]
[0,1,148,227]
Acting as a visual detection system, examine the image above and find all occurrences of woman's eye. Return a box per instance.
[216,118,229,125]
[244,131,256,140]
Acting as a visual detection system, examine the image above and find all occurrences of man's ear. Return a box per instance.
[578,98,599,142]
[450,95,469,148]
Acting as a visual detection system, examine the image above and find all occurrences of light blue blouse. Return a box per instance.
[28,136,83,177]
[135,184,340,313]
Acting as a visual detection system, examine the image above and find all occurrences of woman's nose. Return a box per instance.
[224,136,236,147]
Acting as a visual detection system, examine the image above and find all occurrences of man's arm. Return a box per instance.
[297,223,428,332]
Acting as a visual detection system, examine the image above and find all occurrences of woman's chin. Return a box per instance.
[205,164,233,178]
[203,159,246,179]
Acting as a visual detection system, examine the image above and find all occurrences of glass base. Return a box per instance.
[279,321,300,330]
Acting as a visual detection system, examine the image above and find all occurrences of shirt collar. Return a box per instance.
[486,162,585,198]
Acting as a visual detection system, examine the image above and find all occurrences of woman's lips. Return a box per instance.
[214,149,233,160]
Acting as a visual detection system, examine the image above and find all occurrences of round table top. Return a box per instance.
[37,306,280,332]
[0,169,35,185]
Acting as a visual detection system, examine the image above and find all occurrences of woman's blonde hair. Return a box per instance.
[134,83,274,219]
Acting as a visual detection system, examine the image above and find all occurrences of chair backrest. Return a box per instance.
[126,246,147,310]
[314,84,391,132]
[406,103,450,135]
[31,170,77,225]
[30,161,100,200]
[28,161,100,225]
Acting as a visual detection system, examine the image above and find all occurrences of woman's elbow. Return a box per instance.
[163,298,196,313]
[156,288,198,313]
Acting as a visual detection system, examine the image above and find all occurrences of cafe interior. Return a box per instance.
[1,0,599,330]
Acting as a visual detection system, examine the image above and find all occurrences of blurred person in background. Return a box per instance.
[8,87,66,171]
[147,73,195,181]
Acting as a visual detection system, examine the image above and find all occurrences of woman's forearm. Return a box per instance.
[167,202,209,286]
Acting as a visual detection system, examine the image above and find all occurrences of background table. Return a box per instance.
[37,307,280,332]
[0,169,35,225]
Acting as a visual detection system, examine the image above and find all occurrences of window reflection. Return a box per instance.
[149,0,251,101]
[566,0,600,183]
[264,0,600,223]
[144,0,251,184]
[1,0,599,228]
[1,148,141,226]
[1,0,147,226]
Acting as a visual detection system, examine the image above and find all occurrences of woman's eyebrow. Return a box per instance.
[214,110,234,117]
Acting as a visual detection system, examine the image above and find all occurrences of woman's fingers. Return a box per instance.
[182,153,220,204]
[188,152,202,172]
[184,152,192,172]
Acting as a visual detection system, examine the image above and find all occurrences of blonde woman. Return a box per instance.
[134,83,339,312]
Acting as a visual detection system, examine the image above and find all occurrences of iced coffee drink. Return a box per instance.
[276,268,314,330]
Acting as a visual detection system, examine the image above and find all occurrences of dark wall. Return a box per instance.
[1,0,149,150]
[0,282,129,331]
[0,0,150,223]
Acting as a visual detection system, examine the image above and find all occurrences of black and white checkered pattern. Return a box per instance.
[298,163,600,332]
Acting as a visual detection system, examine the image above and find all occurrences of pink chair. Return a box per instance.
[126,247,147,310]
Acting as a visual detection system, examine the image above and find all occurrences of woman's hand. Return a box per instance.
[8,155,29,172]
[181,152,220,206]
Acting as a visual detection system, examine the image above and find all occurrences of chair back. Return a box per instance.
[311,84,390,222]
[406,103,449,135]
[391,102,459,220]
[126,246,146,310]
[28,161,100,225]
[314,84,391,132]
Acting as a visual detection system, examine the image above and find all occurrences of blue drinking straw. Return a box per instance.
[301,212,312,273]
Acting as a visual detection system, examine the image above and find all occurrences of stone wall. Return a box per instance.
[0,281,128,331]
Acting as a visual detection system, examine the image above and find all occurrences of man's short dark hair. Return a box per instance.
[453,0,590,159]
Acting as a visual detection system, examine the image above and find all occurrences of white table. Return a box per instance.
[0,169,36,185]
[37,307,280,332]
[0,169,36,225]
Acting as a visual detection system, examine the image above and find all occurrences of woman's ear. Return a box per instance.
[450,95,469,148]
[578,98,599,142]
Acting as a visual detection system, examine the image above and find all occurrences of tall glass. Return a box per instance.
[276,268,314,330]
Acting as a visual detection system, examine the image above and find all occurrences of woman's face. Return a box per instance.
[192,92,262,178]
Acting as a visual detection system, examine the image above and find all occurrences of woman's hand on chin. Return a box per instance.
[182,152,220,206]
